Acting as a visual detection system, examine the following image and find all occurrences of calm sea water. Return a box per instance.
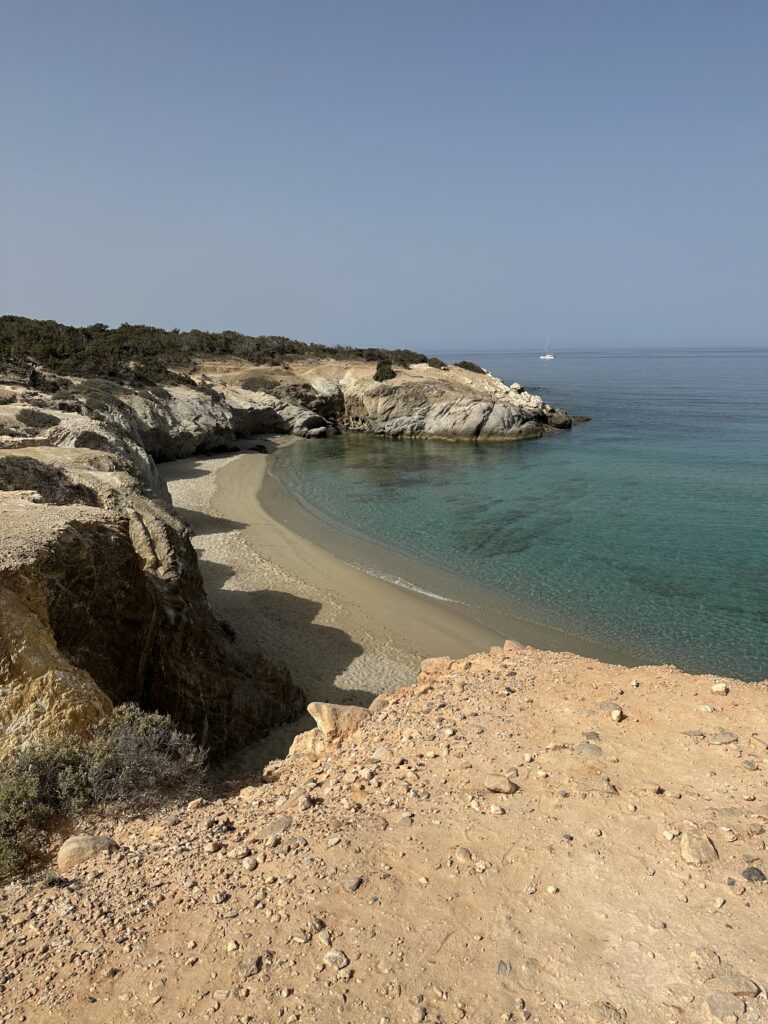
[272,349,768,681]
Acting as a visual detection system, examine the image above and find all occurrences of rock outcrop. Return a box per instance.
[0,374,305,758]
[199,357,573,441]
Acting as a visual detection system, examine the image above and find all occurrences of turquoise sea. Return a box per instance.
[271,349,768,681]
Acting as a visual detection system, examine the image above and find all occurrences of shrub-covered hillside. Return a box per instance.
[0,316,430,382]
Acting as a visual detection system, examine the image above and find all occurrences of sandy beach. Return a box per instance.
[159,438,505,769]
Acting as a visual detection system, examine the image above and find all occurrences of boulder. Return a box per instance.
[57,835,118,872]
[307,701,369,746]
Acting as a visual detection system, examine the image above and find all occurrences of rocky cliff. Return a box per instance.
[198,357,573,441]
[0,368,305,758]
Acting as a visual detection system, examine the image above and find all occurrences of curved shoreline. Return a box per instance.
[258,439,638,667]
[161,437,637,711]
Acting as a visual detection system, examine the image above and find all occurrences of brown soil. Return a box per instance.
[2,646,766,1024]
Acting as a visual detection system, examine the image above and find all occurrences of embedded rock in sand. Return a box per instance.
[57,835,118,872]
[307,701,370,745]
[680,829,719,866]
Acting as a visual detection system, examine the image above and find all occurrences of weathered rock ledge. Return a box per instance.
[0,369,308,758]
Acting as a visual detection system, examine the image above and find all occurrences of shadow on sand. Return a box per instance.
[199,555,372,776]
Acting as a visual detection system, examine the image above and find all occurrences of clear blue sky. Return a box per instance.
[1,0,766,349]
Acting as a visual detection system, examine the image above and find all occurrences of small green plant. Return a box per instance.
[373,359,396,382]
[43,869,69,887]
[453,360,486,374]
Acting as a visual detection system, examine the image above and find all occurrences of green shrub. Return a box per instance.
[87,704,207,809]
[453,360,486,374]
[0,315,432,382]
[427,356,446,368]
[0,706,206,880]
[373,359,396,382]
[0,737,88,879]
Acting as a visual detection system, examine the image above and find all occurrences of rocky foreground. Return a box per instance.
[1,648,766,1024]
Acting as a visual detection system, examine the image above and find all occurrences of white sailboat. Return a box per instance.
[540,340,556,360]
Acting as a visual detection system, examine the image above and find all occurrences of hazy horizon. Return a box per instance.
[1,0,766,351]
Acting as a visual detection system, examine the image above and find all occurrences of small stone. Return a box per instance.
[711,683,729,695]
[709,731,738,745]
[576,742,602,758]
[243,856,258,871]
[680,831,718,865]
[704,975,760,997]
[546,885,559,894]
[611,708,624,722]
[454,847,473,865]
[187,797,205,811]
[599,701,621,712]
[706,993,746,1020]
[343,875,363,893]
[741,866,766,883]
[324,949,349,970]
[236,956,263,979]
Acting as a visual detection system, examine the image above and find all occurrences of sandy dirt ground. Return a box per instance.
[1,646,765,1024]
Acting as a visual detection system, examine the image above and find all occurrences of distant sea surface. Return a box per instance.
[271,348,768,681]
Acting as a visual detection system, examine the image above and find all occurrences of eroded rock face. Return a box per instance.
[0,431,303,758]
[196,358,572,442]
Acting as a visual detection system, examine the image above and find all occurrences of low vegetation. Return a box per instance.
[453,359,486,374]
[0,705,206,880]
[373,359,396,382]
[0,316,430,384]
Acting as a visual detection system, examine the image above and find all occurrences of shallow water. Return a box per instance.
[272,348,768,681]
